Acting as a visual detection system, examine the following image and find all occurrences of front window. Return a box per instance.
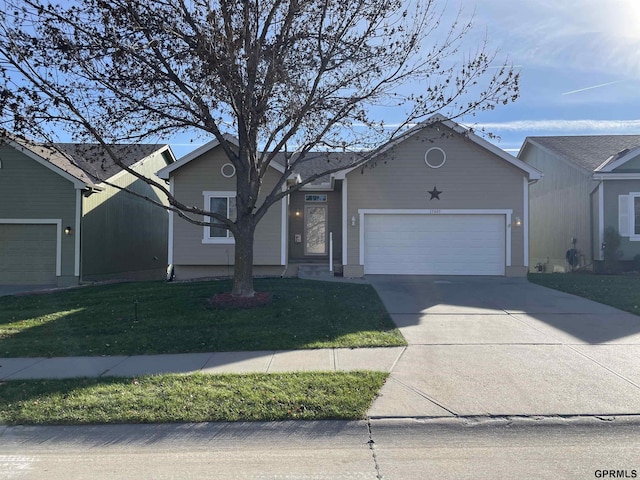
[203,191,236,243]
[634,196,640,236]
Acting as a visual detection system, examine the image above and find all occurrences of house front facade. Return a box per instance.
[0,135,175,286]
[160,115,541,279]
[519,135,640,272]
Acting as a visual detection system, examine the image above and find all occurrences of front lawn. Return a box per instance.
[0,278,405,357]
[528,273,640,315]
[0,371,387,425]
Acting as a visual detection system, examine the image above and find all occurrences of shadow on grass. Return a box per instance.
[0,278,405,358]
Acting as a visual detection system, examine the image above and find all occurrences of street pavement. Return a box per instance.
[2,417,640,479]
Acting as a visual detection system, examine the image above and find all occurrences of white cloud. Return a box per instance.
[472,0,640,76]
[474,119,640,133]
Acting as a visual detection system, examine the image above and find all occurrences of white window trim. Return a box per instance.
[168,178,175,264]
[281,183,287,266]
[342,177,348,266]
[304,194,328,202]
[598,183,604,260]
[631,192,640,241]
[202,191,236,244]
[523,177,529,267]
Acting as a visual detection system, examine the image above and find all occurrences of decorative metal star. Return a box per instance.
[428,186,442,200]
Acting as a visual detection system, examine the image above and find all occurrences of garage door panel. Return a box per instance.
[364,214,505,275]
[0,224,58,284]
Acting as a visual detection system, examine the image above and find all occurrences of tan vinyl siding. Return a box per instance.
[81,150,170,280]
[603,179,640,260]
[345,125,527,272]
[0,145,78,284]
[172,148,283,267]
[520,144,597,270]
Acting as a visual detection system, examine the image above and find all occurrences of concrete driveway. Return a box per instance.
[367,275,640,418]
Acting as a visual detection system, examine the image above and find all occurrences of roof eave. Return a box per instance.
[518,137,594,175]
[3,137,92,189]
[596,145,640,172]
[156,135,285,178]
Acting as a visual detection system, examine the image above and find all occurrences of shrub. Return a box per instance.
[603,227,622,273]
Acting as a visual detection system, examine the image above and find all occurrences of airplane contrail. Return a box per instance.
[561,81,622,96]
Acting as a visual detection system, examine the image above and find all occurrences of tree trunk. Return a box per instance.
[232,215,256,297]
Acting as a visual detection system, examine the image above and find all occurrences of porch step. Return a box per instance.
[297,264,334,280]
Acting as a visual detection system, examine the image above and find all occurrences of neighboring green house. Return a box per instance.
[518,135,640,272]
[158,114,542,279]
[0,134,175,286]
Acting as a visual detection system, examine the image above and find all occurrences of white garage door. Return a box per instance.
[0,224,58,284]
[364,214,505,275]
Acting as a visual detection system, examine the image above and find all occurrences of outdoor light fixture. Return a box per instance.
[515,216,522,227]
[64,226,72,235]
[351,216,356,227]
[295,210,301,217]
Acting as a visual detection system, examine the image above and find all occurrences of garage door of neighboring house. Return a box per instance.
[363,214,506,275]
[0,224,58,284]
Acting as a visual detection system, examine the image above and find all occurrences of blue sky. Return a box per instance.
[163,0,640,157]
[467,0,640,153]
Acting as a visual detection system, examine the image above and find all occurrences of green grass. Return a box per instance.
[0,371,387,425]
[0,278,405,357]
[528,273,640,315]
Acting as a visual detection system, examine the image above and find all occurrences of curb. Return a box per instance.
[368,414,640,428]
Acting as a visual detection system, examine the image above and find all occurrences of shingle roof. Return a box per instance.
[524,135,640,171]
[1,132,166,185]
[54,143,166,183]
[271,151,358,185]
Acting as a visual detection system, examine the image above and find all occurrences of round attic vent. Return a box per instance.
[425,147,446,169]
[221,163,236,178]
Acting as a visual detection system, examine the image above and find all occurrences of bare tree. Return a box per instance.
[0,0,518,297]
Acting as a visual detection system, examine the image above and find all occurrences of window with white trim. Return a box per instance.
[633,193,640,238]
[203,191,236,243]
[620,193,640,240]
[305,194,327,202]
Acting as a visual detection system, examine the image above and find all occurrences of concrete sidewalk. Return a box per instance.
[0,347,405,380]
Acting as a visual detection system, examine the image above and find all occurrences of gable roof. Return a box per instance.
[157,134,285,180]
[594,145,640,172]
[270,151,355,187]
[1,132,170,188]
[336,113,542,180]
[158,114,542,185]
[2,133,95,188]
[519,135,640,172]
[54,143,169,183]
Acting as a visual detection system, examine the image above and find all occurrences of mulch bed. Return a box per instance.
[209,291,272,309]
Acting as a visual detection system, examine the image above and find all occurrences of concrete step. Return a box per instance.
[297,264,334,279]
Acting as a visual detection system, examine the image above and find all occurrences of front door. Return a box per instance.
[304,205,327,255]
